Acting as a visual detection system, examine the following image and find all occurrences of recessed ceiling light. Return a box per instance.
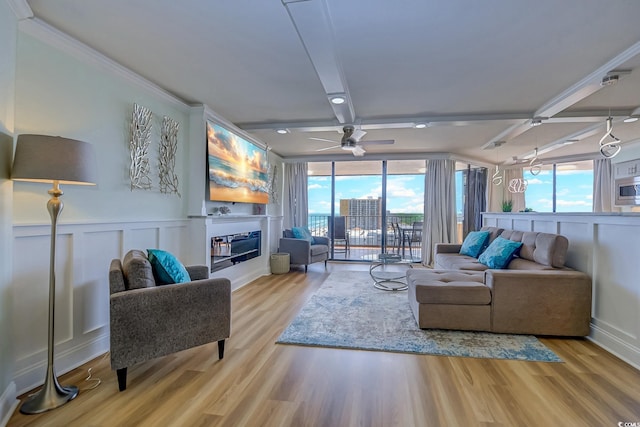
[276,128,289,134]
[623,117,639,123]
[414,123,427,129]
[330,96,345,105]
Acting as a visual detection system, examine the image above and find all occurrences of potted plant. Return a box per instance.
[501,200,513,212]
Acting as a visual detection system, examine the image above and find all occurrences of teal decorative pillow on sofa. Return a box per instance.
[478,236,523,269]
[459,230,490,258]
[292,226,315,244]
[147,249,191,285]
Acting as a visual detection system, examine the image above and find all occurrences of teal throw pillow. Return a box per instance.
[147,249,191,285]
[459,230,490,258]
[478,236,523,269]
[292,226,315,244]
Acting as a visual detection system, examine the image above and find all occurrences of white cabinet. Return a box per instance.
[614,158,640,179]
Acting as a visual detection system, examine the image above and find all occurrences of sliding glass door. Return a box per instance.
[308,160,424,261]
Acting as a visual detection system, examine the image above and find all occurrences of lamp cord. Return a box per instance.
[80,352,110,391]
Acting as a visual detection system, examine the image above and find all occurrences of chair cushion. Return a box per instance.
[459,230,490,258]
[122,250,155,290]
[478,237,523,269]
[147,249,191,285]
[310,244,329,256]
[292,226,315,244]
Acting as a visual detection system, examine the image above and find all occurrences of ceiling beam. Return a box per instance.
[238,109,635,134]
[483,40,640,149]
[283,0,355,124]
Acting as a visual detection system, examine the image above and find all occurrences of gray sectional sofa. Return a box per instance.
[406,227,592,336]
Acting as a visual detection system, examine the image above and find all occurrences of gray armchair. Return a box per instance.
[108,250,231,391]
[279,230,329,272]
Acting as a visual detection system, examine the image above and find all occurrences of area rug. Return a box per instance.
[277,271,562,362]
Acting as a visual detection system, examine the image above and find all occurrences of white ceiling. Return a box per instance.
[21,0,640,164]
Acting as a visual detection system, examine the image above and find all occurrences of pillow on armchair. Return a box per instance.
[292,226,315,244]
[147,249,191,285]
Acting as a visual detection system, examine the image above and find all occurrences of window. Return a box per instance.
[523,160,593,212]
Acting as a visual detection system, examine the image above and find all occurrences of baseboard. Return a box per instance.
[14,333,109,396]
[588,323,640,371]
[0,382,19,427]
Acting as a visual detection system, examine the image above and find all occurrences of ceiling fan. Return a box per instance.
[309,125,394,157]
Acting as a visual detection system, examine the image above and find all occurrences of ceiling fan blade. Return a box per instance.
[315,145,340,152]
[352,145,366,156]
[352,129,367,141]
[309,137,339,143]
[359,139,395,145]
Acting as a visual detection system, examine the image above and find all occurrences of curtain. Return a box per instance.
[593,158,615,212]
[486,166,503,212]
[504,168,526,213]
[283,162,308,229]
[463,167,487,236]
[423,159,457,266]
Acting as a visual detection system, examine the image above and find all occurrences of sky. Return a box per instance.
[523,169,593,212]
[309,168,594,215]
[308,174,428,214]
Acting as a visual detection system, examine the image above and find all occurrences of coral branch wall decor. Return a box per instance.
[267,164,279,205]
[159,115,181,196]
[129,103,153,190]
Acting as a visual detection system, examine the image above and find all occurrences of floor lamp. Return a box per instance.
[11,134,97,414]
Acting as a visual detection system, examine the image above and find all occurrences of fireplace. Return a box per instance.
[211,230,261,272]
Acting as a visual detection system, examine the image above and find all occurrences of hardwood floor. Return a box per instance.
[8,262,640,426]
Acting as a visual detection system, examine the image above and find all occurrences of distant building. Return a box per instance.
[340,197,382,230]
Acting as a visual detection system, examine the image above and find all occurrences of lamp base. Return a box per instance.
[19,383,78,415]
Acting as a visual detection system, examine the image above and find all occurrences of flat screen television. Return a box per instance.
[206,120,269,204]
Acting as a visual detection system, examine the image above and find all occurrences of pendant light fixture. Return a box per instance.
[599,117,622,158]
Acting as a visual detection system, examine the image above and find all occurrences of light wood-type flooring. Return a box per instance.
[8,262,640,426]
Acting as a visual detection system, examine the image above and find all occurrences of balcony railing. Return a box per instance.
[308,214,424,261]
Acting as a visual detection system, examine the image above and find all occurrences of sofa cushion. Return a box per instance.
[507,257,557,271]
[408,270,490,305]
[435,253,488,271]
[459,230,490,258]
[533,233,568,267]
[478,237,523,269]
[147,249,191,285]
[480,226,504,243]
[122,249,155,290]
[500,230,568,267]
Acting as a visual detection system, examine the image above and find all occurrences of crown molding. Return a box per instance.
[18,16,190,111]
[6,0,32,20]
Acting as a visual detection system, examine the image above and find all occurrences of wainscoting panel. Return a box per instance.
[593,224,639,342]
[512,218,532,231]
[532,220,557,233]
[11,219,189,394]
[80,230,121,335]
[483,212,640,369]
[12,233,74,360]
[127,227,159,252]
[558,221,592,273]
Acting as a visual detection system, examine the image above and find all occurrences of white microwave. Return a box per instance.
[615,176,640,206]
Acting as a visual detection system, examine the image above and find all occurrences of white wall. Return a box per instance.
[13,29,190,224]
[483,212,640,369]
[0,1,19,423]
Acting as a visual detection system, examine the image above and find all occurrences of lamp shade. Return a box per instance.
[11,134,97,185]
